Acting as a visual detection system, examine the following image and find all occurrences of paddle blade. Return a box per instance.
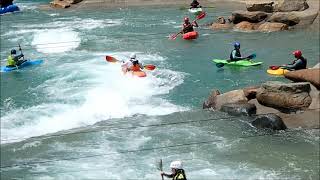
[247,53,256,60]
[216,63,224,68]
[144,64,156,70]
[105,55,118,63]
[196,11,206,20]
[269,65,280,70]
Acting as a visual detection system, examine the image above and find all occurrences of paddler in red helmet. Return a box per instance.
[281,50,307,70]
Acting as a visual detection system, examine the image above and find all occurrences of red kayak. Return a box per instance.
[182,31,198,40]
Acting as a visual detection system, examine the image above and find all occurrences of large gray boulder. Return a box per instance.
[268,12,300,26]
[220,103,257,116]
[275,0,309,12]
[232,11,269,24]
[258,22,289,32]
[246,1,275,13]
[203,89,248,110]
[284,69,320,90]
[256,81,312,112]
[252,114,287,130]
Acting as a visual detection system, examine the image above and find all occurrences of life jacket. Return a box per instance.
[7,55,16,66]
[294,56,307,70]
[130,64,141,72]
[183,23,194,33]
[230,49,242,60]
[173,169,187,180]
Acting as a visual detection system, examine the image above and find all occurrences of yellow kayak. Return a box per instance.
[267,68,289,75]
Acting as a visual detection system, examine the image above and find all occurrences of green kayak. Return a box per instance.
[212,59,263,66]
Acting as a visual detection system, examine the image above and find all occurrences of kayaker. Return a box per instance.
[190,0,201,9]
[182,17,198,34]
[161,160,187,180]
[6,49,25,67]
[229,42,247,62]
[0,0,13,8]
[122,53,143,72]
[281,50,307,70]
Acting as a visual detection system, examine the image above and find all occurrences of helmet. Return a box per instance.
[130,53,136,59]
[170,161,183,169]
[293,50,302,58]
[234,42,240,49]
[11,49,16,54]
[184,17,189,22]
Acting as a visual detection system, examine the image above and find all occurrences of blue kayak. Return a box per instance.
[0,4,20,15]
[1,59,43,72]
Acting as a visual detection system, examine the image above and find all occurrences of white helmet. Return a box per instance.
[170,160,183,169]
[130,53,136,59]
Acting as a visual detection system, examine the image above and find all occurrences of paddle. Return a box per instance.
[216,53,257,68]
[105,55,156,70]
[169,12,206,40]
[158,159,164,180]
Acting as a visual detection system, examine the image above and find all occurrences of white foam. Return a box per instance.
[31,29,80,53]
[1,53,188,143]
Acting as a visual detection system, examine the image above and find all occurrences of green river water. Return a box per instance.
[1,0,319,179]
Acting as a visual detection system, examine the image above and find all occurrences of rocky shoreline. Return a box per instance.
[203,63,320,130]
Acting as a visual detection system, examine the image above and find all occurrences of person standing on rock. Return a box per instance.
[281,50,307,70]
[190,0,201,9]
[182,17,198,34]
[161,160,187,180]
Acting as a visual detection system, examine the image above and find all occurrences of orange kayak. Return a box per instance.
[182,31,198,40]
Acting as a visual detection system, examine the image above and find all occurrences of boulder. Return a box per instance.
[234,21,257,31]
[252,114,287,130]
[312,63,320,69]
[203,89,248,110]
[232,11,269,24]
[211,23,233,30]
[308,84,320,110]
[278,110,320,129]
[243,86,260,100]
[216,16,226,24]
[284,69,320,90]
[293,10,319,27]
[50,0,71,8]
[220,103,257,116]
[275,0,309,12]
[67,0,82,4]
[203,90,220,109]
[258,22,289,32]
[268,12,300,26]
[246,1,274,13]
[256,81,312,112]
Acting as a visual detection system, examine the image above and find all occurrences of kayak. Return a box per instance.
[0,4,20,15]
[212,59,263,66]
[132,70,147,77]
[1,59,44,72]
[267,68,289,75]
[188,8,202,15]
[182,31,198,40]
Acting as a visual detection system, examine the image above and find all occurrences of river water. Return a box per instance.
[1,0,319,179]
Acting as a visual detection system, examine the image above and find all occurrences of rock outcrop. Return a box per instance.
[50,0,82,8]
[232,11,269,24]
[258,22,289,32]
[268,12,300,26]
[284,69,320,90]
[251,114,287,130]
[220,103,257,116]
[256,81,312,112]
[246,1,274,13]
[234,21,257,31]
[275,0,309,12]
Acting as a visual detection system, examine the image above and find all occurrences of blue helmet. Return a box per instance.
[11,49,16,54]
[234,42,240,48]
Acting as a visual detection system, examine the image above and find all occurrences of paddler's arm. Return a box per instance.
[192,20,199,27]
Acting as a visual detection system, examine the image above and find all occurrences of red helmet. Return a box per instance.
[293,50,302,58]
[184,17,189,22]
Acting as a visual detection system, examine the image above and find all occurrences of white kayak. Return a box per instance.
[188,8,203,14]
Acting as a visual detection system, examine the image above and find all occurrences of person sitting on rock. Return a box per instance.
[161,160,187,180]
[190,0,201,9]
[6,49,25,67]
[229,42,247,62]
[281,50,307,71]
[182,17,198,34]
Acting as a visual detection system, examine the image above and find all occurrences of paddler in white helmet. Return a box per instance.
[161,160,187,180]
[121,53,144,72]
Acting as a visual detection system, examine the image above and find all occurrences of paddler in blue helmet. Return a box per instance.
[229,42,247,62]
[6,49,25,67]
